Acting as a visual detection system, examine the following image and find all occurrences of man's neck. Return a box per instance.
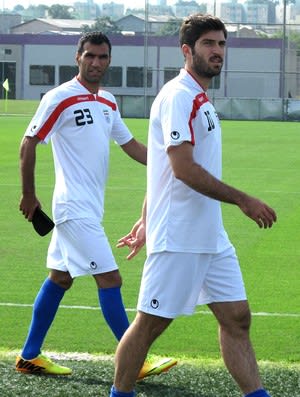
[77,75,100,94]
[185,67,210,91]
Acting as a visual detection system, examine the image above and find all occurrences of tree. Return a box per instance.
[35,4,49,17]
[13,4,25,12]
[125,8,145,16]
[157,18,182,36]
[82,17,120,34]
[272,29,300,53]
[48,4,74,19]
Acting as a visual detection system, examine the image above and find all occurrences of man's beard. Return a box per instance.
[84,73,103,84]
[191,51,223,79]
[82,67,106,84]
[86,77,102,84]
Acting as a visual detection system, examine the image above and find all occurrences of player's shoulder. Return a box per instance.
[98,88,116,103]
[55,77,81,97]
[158,71,195,107]
[42,77,79,103]
[97,89,118,111]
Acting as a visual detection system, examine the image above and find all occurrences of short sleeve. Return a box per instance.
[160,90,194,150]
[24,91,60,144]
[111,103,133,146]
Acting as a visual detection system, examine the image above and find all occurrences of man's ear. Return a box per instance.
[75,52,80,65]
[182,44,191,58]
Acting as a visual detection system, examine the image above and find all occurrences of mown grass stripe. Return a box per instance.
[1,302,299,318]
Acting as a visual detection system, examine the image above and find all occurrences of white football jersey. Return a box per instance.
[146,69,231,254]
[25,77,133,224]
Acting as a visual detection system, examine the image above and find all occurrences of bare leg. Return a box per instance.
[209,301,263,395]
[113,311,172,393]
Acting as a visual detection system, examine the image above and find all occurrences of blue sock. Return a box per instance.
[245,389,271,397]
[109,385,135,397]
[98,287,129,341]
[21,278,66,360]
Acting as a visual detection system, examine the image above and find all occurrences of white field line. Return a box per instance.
[0,302,299,318]
[1,183,300,195]
[0,183,145,191]
[1,349,114,362]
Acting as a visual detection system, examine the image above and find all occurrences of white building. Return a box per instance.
[0,32,299,120]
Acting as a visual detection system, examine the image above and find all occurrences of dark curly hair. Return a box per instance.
[179,14,227,49]
[77,31,112,55]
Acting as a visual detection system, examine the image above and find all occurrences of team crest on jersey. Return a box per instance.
[103,109,110,123]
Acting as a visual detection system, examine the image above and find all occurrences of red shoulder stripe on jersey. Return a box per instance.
[96,95,117,110]
[188,92,209,145]
[37,94,96,140]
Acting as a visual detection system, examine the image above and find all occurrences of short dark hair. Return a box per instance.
[179,14,227,49]
[77,31,112,55]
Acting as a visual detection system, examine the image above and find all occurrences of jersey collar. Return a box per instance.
[180,68,206,93]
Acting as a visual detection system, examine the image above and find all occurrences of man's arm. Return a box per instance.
[120,138,147,165]
[19,135,41,221]
[168,141,277,228]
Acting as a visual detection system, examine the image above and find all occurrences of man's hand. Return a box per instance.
[19,193,41,222]
[117,218,146,260]
[238,195,277,229]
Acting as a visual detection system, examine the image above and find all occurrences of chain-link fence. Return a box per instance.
[139,0,300,120]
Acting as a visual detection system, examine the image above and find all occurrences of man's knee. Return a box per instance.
[93,270,122,289]
[49,270,73,290]
[229,305,251,332]
[134,312,173,343]
[210,300,252,334]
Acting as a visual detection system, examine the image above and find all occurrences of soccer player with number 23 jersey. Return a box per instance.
[17,31,176,380]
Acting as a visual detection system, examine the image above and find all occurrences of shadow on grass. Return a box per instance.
[0,359,232,397]
[137,381,206,397]
[1,357,300,397]
[48,372,211,397]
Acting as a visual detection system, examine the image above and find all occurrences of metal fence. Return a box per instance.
[116,95,300,121]
[139,0,300,121]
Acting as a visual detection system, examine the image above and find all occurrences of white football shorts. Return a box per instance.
[137,246,247,319]
[46,218,118,278]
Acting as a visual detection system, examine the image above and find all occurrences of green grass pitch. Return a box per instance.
[0,103,299,396]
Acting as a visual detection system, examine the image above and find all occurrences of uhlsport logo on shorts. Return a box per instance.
[151,299,159,309]
[90,261,97,270]
[170,130,180,140]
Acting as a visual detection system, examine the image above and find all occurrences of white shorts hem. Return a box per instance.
[47,263,118,278]
[198,295,247,306]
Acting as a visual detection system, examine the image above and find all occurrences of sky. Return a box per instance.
[2,0,171,11]
[2,0,253,13]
